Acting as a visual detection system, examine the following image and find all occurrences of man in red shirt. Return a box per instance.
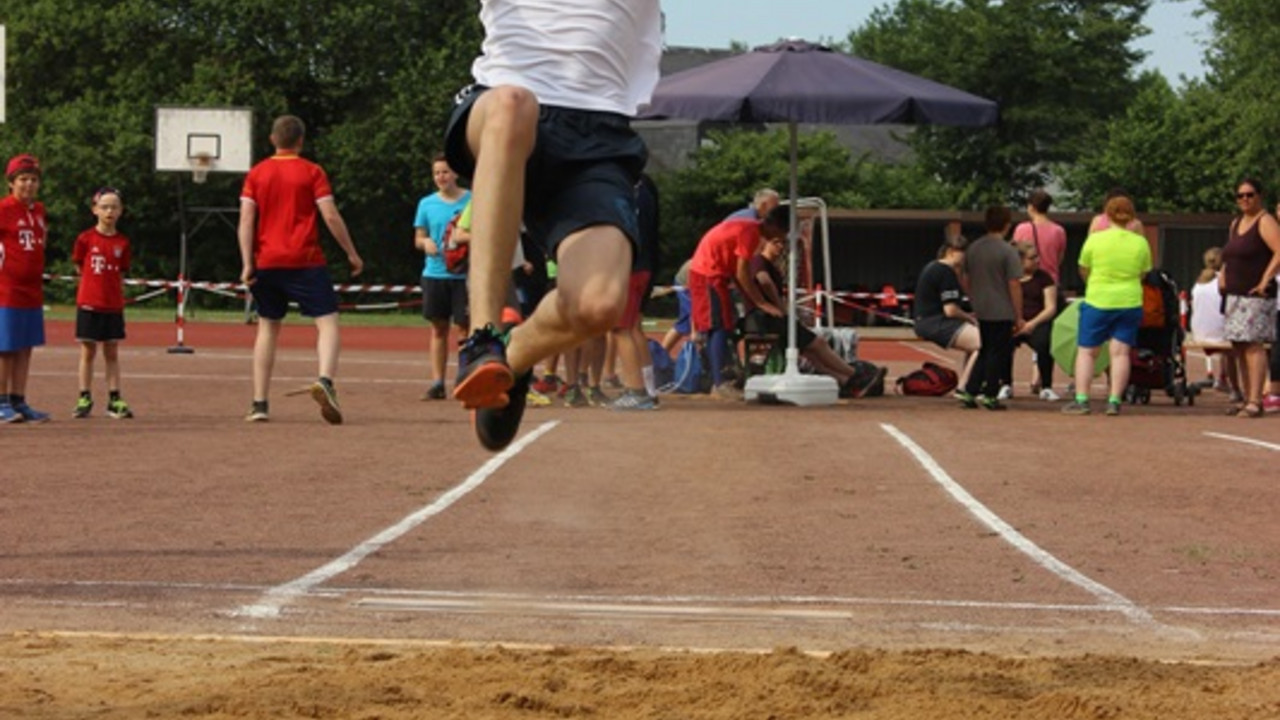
[237,115,364,424]
[0,154,51,423]
[72,187,134,419]
[687,205,788,396]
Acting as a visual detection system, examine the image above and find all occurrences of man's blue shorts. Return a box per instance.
[1077,302,1142,348]
[0,307,45,352]
[250,267,339,320]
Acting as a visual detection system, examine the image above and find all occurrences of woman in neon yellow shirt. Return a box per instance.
[1062,195,1151,416]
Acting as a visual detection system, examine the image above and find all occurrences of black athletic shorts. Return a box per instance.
[444,84,647,261]
[250,266,339,320]
[75,308,126,342]
[741,309,817,348]
[420,276,469,327]
[914,315,967,349]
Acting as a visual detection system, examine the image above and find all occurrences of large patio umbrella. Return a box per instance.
[642,40,999,405]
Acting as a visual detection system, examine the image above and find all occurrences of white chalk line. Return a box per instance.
[9,578,1278,619]
[33,369,421,386]
[229,420,561,619]
[880,423,1158,627]
[1204,431,1280,452]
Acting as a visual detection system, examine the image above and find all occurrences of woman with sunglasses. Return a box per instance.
[1220,178,1280,418]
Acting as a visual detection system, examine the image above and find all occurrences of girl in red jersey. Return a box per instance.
[0,154,51,424]
[71,187,133,419]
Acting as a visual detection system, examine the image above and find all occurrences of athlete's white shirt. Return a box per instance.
[473,0,662,116]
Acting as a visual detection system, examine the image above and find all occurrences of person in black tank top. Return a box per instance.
[1220,178,1280,417]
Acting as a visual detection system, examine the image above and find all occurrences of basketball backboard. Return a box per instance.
[155,106,253,175]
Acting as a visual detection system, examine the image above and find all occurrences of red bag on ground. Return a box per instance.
[895,362,959,396]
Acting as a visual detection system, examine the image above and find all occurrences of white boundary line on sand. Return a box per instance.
[10,578,1280,620]
[880,423,1158,626]
[230,420,560,620]
[1204,431,1280,452]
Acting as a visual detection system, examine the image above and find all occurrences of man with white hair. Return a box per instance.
[727,188,781,221]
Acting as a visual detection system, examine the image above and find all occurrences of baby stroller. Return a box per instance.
[1125,268,1198,406]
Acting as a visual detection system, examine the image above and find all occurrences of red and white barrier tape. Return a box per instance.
[43,273,423,295]
[799,289,916,327]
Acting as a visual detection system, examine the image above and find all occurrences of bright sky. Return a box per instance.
[663,0,1211,85]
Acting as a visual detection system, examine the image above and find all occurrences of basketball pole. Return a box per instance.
[167,174,195,354]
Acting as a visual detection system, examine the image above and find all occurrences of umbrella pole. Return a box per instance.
[785,121,800,375]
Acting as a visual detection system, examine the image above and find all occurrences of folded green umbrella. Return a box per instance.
[1050,300,1110,377]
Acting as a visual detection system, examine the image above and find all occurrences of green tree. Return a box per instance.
[1199,0,1280,192]
[0,0,481,294]
[655,126,959,280]
[848,0,1151,206]
[1061,72,1236,212]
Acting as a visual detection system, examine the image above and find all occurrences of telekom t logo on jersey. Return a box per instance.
[91,254,108,274]
[18,229,38,251]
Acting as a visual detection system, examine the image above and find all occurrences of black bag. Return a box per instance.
[847,359,887,398]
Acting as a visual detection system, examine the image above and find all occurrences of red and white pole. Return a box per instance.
[167,274,194,354]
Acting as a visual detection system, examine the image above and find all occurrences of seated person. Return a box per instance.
[912,234,980,388]
[742,233,882,397]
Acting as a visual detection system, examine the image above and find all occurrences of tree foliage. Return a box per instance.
[1061,72,1236,212]
[656,127,958,278]
[1,0,481,296]
[1063,0,1280,213]
[1199,0,1280,194]
[848,0,1151,206]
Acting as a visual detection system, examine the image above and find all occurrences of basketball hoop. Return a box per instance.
[191,152,212,184]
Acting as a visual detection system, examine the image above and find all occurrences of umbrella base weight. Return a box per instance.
[745,371,839,406]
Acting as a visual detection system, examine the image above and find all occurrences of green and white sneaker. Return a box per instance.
[73,396,94,419]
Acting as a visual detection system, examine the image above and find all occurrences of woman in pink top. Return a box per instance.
[1012,189,1067,285]
[1088,187,1145,235]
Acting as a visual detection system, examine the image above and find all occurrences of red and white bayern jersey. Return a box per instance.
[0,195,48,309]
[73,227,132,312]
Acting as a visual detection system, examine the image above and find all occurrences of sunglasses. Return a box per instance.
[1236,191,1257,200]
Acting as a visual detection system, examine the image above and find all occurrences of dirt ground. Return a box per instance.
[2,633,1279,719]
[3,319,1279,719]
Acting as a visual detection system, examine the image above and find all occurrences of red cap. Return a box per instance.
[6,154,41,179]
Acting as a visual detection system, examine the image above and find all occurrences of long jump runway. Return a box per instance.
[2,321,1279,663]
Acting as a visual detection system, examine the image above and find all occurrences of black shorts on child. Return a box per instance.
[76,308,126,342]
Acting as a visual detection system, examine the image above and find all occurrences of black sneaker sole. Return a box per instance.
[473,371,531,452]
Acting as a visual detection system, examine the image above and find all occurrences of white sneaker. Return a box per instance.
[997,385,1013,400]
[1039,388,1061,401]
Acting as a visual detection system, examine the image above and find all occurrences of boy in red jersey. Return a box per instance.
[237,115,364,424]
[72,187,134,419]
[0,154,51,424]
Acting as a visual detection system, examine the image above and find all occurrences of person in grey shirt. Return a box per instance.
[958,206,1024,409]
